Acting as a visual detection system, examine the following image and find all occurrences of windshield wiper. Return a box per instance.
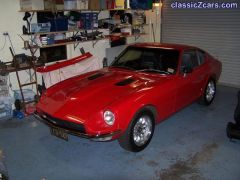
[137,69,171,75]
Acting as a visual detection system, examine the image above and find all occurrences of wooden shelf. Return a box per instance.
[110,33,148,38]
[18,8,144,13]
[27,37,109,49]
[19,9,101,12]
[23,28,109,36]
[26,29,78,35]
[26,33,146,49]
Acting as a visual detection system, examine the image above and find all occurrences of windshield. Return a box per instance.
[111,47,179,75]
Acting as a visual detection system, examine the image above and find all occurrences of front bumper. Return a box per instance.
[34,112,121,142]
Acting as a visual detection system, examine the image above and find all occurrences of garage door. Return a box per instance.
[162,0,240,87]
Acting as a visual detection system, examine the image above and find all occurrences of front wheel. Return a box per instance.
[118,110,155,152]
[199,79,216,105]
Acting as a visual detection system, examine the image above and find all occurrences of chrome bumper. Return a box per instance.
[34,112,121,142]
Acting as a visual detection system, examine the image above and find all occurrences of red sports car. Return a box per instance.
[35,43,222,152]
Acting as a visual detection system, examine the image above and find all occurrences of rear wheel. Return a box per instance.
[118,110,155,152]
[199,79,216,105]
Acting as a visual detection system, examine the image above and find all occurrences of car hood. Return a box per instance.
[37,67,169,121]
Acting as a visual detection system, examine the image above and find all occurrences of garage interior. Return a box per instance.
[0,0,240,179]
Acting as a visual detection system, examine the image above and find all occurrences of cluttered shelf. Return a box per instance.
[22,28,109,36]
[18,9,134,13]
[25,33,147,49]
[36,37,109,49]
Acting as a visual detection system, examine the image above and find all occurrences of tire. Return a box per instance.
[199,79,216,105]
[118,110,155,152]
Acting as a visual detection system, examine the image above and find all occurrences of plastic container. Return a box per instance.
[77,0,88,10]
[0,95,12,121]
[0,85,9,96]
[0,108,12,120]
[31,22,51,33]
[13,89,35,102]
[20,0,44,10]
[50,17,68,32]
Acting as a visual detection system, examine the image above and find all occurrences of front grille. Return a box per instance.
[42,113,86,133]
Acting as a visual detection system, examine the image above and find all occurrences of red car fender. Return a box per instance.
[114,103,159,136]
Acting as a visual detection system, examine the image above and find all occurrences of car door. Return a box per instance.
[176,49,203,110]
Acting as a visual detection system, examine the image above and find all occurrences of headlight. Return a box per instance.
[103,111,115,125]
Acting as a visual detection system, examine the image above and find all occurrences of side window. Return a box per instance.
[181,50,199,72]
[197,50,206,65]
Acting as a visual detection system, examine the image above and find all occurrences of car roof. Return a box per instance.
[129,42,197,51]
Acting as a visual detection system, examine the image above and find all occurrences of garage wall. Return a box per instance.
[161,0,240,87]
[0,0,110,91]
[106,9,161,64]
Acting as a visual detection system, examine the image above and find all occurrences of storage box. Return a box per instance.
[77,0,88,10]
[55,0,64,9]
[0,96,12,121]
[44,0,56,10]
[0,85,9,96]
[115,0,124,9]
[13,89,35,102]
[64,0,77,10]
[31,22,51,33]
[89,0,100,10]
[50,17,68,32]
[20,0,45,10]
[0,108,12,121]
[130,0,153,10]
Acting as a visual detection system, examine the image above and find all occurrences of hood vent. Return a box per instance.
[115,78,135,86]
[88,73,104,80]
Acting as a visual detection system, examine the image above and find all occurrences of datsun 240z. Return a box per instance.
[35,43,222,152]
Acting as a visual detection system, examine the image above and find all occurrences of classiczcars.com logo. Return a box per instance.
[171,1,238,9]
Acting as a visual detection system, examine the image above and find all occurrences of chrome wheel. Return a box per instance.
[206,80,215,102]
[133,115,153,147]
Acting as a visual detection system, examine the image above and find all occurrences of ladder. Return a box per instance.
[10,47,39,112]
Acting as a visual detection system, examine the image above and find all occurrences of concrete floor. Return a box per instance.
[0,85,240,180]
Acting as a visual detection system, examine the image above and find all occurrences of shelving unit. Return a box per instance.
[19,5,149,61]
[30,37,109,49]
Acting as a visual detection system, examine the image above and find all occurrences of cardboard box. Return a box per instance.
[20,0,45,10]
[115,0,124,9]
[77,0,88,10]
[44,0,57,10]
[89,0,100,10]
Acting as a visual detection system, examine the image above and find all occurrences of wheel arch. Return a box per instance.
[209,74,217,82]
[118,103,159,135]
[131,104,159,124]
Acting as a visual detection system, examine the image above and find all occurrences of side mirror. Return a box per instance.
[103,57,108,67]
